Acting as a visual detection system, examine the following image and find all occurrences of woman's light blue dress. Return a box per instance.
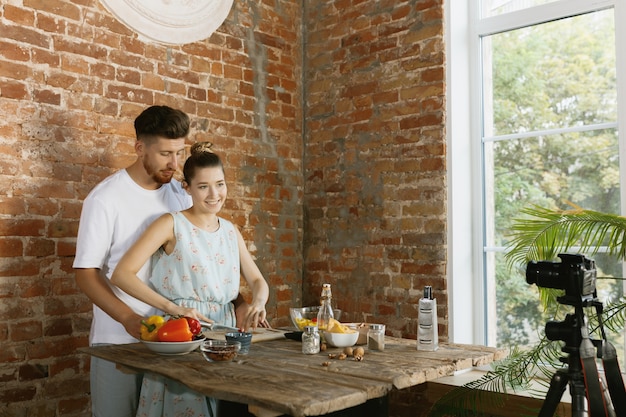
[135,212,240,417]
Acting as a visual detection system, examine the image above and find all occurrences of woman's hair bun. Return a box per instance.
[190,141,214,155]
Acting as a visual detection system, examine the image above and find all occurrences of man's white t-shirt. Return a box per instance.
[73,169,191,345]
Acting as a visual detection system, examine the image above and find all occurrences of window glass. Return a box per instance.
[487,129,619,244]
[482,0,560,17]
[483,12,617,138]
[481,8,624,363]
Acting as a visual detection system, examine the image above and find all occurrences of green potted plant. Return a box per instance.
[430,204,626,416]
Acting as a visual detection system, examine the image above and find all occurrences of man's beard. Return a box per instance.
[143,157,174,184]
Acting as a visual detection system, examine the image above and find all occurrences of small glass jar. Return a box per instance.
[302,325,320,354]
[367,324,385,351]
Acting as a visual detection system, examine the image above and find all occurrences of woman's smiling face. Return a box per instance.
[185,166,227,214]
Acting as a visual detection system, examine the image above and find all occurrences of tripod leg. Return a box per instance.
[539,370,568,417]
[568,372,588,417]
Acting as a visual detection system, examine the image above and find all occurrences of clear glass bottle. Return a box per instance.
[316,283,334,332]
[367,324,385,351]
[302,325,320,354]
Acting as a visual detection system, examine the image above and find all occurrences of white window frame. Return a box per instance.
[446,0,626,346]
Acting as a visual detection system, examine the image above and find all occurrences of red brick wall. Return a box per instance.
[0,0,303,415]
[303,0,447,341]
[0,0,447,415]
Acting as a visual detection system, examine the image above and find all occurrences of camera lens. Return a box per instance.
[545,314,577,344]
[526,260,563,290]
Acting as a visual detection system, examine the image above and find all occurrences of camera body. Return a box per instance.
[526,253,596,300]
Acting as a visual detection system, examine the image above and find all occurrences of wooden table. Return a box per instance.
[81,335,505,417]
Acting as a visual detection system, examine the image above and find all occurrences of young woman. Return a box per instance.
[112,141,270,416]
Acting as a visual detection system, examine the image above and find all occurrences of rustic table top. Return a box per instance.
[81,335,506,417]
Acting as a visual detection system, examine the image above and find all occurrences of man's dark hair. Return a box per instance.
[134,105,190,143]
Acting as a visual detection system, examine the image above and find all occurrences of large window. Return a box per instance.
[448,0,625,361]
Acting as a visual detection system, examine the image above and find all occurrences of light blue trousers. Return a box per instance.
[90,347,143,417]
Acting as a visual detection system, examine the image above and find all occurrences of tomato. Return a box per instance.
[185,317,202,335]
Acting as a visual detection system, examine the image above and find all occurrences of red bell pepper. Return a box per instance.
[157,317,193,342]
[185,317,202,336]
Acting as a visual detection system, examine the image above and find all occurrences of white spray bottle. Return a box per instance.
[417,286,438,351]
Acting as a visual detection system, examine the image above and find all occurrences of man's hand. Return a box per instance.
[121,312,145,340]
[76,268,145,340]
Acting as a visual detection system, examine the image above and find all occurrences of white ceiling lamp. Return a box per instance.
[99,0,235,45]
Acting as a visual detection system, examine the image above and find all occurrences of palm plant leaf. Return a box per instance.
[603,297,626,333]
[588,296,626,334]
[504,204,626,327]
[504,205,626,268]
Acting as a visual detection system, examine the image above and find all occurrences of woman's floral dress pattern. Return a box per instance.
[136,212,240,417]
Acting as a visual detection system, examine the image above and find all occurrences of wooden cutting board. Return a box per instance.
[202,327,288,343]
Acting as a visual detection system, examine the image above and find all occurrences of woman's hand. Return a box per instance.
[171,305,211,324]
[236,302,268,331]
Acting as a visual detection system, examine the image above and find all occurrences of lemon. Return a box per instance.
[295,317,316,330]
[328,319,356,334]
[296,316,356,333]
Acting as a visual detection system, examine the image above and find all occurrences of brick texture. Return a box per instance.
[303,0,447,342]
[0,0,303,414]
[0,0,447,415]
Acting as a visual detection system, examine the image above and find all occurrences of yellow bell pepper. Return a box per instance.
[140,315,165,341]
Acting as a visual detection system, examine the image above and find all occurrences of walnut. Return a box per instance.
[343,347,353,357]
[338,353,347,360]
[322,361,331,367]
[354,355,363,361]
[328,353,337,359]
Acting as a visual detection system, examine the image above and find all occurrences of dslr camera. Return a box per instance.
[526,253,596,300]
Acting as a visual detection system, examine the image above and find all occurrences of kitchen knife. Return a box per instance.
[199,321,240,332]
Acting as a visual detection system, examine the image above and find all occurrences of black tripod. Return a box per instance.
[537,312,589,417]
[527,254,625,417]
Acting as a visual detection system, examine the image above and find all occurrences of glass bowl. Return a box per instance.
[289,307,342,330]
[200,339,241,362]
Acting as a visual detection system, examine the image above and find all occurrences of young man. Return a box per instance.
[73,105,194,417]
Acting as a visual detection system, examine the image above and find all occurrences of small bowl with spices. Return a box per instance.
[200,339,241,362]
[225,331,252,355]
